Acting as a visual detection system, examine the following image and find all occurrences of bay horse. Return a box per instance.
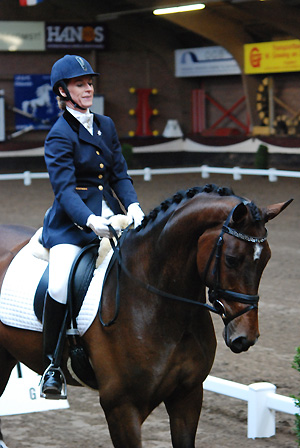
[0,184,292,448]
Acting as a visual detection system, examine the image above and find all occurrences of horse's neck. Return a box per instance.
[127,202,205,295]
[150,197,236,288]
[128,196,236,288]
[157,197,218,250]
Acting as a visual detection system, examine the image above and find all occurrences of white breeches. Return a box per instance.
[48,199,114,304]
[48,244,81,304]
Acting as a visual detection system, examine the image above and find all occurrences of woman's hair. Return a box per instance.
[56,96,67,110]
[56,79,69,110]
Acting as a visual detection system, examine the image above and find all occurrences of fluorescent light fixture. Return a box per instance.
[153,3,205,15]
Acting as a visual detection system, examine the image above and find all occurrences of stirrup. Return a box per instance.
[40,364,68,400]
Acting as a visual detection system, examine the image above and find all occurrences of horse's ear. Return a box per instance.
[231,202,248,224]
[262,198,293,223]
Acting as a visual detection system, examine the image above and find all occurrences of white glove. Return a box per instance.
[127,203,145,228]
[86,214,111,238]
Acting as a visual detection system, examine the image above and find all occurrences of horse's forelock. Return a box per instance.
[247,201,262,222]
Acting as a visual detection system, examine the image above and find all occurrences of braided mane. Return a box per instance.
[137,183,263,231]
[137,183,236,230]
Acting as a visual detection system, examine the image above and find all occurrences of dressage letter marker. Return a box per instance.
[0,364,69,415]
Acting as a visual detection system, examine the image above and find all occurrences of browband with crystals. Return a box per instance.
[222,225,268,243]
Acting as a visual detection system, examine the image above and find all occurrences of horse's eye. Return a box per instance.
[225,255,239,269]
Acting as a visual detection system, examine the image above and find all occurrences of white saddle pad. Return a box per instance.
[0,239,113,336]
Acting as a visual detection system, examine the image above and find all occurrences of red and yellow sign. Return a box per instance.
[244,40,300,74]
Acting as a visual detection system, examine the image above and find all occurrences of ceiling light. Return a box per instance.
[153,3,205,15]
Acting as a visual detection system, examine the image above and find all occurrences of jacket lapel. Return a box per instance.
[63,110,103,148]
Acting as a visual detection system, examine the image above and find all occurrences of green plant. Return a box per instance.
[122,143,133,167]
[292,347,300,444]
[255,144,269,169]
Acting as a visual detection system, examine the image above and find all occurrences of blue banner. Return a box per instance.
[14,74,60,130]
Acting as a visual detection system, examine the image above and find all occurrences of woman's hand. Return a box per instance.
[127,203,145,228]
[86,214,112,238]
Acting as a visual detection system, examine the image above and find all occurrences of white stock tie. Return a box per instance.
[80,113,94,135]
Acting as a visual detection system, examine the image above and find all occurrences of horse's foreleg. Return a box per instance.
[0,347,17,397]
[0,420,8,448]
[0,348,16,448]
[101,400,143,448]
[164,384,203,448]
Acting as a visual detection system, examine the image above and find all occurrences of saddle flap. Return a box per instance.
[34,243,100,323]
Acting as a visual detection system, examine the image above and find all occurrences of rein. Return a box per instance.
[99,227,221,327]
[99,203,267,327]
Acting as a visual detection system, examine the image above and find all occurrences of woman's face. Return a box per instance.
[61,75,94,111]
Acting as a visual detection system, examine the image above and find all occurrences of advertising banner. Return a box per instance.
[0,21,45,51]
[14,74,60,130]
[244,39,300,74]
[175,46,241,77]
[46,23,107,49]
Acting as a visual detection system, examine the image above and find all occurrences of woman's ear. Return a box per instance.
[58,86,67,97]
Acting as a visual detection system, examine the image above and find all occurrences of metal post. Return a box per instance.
[0,90,5,142]
[268,77,274,135]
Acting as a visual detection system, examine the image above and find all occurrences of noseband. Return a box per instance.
[100,203,267,327]
[203,203,268,325]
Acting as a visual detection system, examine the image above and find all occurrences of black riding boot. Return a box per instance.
[41,293,67,399]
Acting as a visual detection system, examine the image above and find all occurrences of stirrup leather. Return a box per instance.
[40,364,67,400]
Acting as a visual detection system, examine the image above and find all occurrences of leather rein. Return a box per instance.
[99,203,267,328]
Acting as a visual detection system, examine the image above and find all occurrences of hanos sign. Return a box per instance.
[46,23,107,50]
[244,39,300,74]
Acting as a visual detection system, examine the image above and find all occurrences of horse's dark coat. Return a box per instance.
[0,185,292,448]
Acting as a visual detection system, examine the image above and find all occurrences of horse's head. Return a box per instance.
[136,185,292,354]
[197,197,293,354]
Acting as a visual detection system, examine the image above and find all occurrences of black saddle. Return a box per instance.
[34,242,100,390]
[34,242,99,323]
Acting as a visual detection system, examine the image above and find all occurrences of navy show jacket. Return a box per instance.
[42,110,138,248]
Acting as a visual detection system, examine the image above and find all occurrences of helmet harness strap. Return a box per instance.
[59,80,86,111]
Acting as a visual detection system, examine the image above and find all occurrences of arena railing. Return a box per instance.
[1,364,297,439]
[203,375,298,439]
[0,165,300,185]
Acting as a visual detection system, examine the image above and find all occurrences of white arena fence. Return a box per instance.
[0,365,297,439]
[0,165,300,185]
[203,375,298,439]
[0,165,299,439]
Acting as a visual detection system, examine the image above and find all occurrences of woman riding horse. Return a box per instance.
[0,182,292,447]
[40,54,144,398]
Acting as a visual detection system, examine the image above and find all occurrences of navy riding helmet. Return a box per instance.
[50,55,99,109]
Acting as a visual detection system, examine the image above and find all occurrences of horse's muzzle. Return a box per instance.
[224,327,259,353]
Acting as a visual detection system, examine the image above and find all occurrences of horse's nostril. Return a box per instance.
[230,336,255,354]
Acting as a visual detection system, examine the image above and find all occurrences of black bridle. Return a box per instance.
[203,203,267,325]
[99,203,267,327]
